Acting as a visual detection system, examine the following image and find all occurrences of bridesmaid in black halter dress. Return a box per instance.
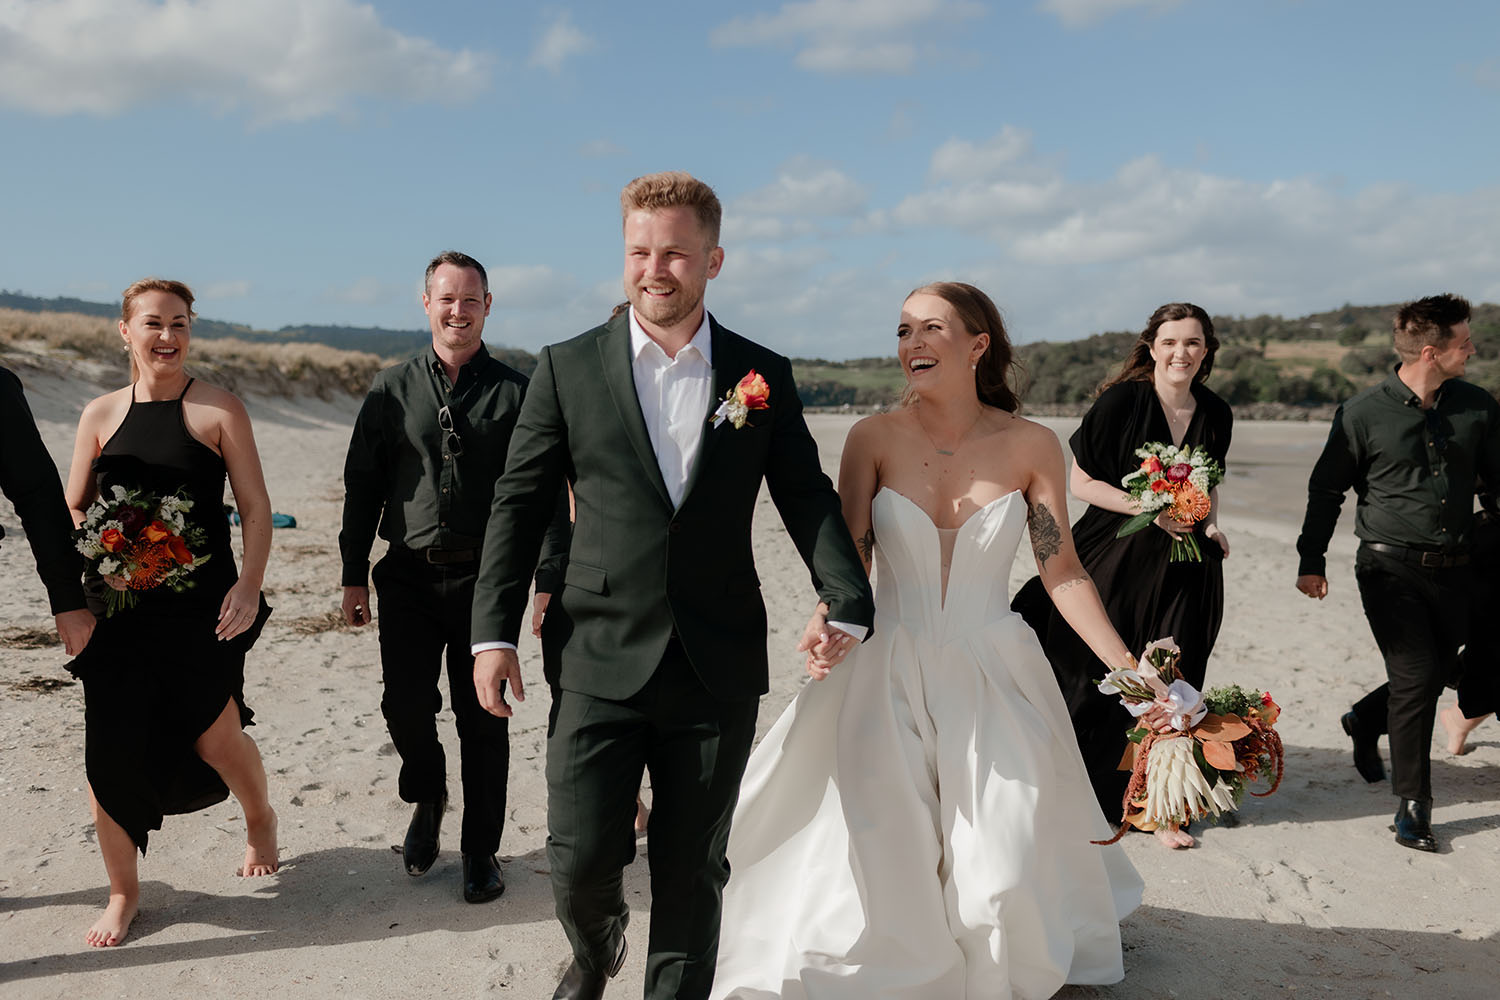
[64,278,278,947]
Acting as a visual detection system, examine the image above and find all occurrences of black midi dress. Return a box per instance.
[1014,378,1232,820]
[67,380,270,853]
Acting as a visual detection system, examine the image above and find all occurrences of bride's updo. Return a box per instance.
[903,281,1021,413]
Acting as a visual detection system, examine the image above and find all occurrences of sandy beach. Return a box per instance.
[2,362,1497,999]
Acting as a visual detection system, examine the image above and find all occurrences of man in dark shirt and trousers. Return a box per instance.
[1295,293,1500,852]
[340,252,567,901]
[1,366,94,655]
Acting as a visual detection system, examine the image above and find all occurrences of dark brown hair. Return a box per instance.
[1098,302,1218,394]
[902,282,1021,412]
[1393,293,1471,361]
[620,171,722,248]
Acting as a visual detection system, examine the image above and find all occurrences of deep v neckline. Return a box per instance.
[1151,387,1199,449]
[877,486,1022,534]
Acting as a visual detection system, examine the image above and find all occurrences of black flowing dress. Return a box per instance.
[1013,378,1232,819]
[67,380,270,853]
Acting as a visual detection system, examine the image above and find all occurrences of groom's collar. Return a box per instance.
[628,305,714,366]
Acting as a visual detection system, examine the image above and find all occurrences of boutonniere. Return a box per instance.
[710,369,771,429]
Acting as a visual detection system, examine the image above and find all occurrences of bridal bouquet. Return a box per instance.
[1114,442,1224,561]
[1091,638,1283,844]
[75,485,210,616]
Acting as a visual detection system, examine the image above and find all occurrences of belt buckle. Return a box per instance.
[1420,551,1442,568]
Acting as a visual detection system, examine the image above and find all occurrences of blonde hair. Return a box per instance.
[620,171,722,247]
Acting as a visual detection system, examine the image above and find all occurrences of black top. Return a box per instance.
[90,377,237,613]
[0,366,87,614]
[1296,368,1500,576]
[339,344,568,589]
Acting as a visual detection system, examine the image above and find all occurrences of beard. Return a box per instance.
[628,279,705,331]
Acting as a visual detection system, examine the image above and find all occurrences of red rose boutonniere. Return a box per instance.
[710,369,771,429]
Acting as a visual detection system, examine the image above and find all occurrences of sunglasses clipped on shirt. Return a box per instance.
[437,404,464,457]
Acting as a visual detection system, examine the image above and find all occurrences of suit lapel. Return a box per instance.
[681,317,739,502]
[597,313,674,510]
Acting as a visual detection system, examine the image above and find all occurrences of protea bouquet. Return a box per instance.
[75,485,210,616]
[1092,638,1283,844]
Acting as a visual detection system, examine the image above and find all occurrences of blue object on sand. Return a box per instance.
[227,510,298,528]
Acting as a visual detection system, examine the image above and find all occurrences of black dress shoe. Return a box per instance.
[1392,798,1438,852]
[1341,710,1386,783]
[403,793,446,876]
[462,853,505,903]
[552,935,627,1000]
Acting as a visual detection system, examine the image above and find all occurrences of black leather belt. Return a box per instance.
[1362,542,1469,568]
[394,545,480,565]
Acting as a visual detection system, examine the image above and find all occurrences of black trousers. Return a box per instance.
[372,551,508,857]
[1352,545,1471,803]
[545,640,757,1000]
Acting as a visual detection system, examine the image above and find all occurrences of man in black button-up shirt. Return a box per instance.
[339,252,567,901]
[1295,293,1500,852]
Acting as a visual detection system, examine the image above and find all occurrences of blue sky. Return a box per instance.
[2,0,1497,359]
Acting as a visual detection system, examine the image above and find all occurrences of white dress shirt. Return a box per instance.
[474,304,863,652]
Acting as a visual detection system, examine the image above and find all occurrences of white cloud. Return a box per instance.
[1038,0,1189,29]
[929,126,1034,183]
[529,11,595,74]
[734,159,869,218]
[579,138,628,158]
[0,0,489,124]
[711,0,984,75]
[485,265,578,311]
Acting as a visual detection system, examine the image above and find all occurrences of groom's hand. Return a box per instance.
[475,648,525,717]
[797,606,857,680]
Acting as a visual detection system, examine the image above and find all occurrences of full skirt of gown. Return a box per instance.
[712,488,1142,1000]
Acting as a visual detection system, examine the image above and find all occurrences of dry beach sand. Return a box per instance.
[2,360,1497,999]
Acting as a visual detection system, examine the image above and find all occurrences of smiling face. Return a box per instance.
[423,262,491,356]
[1430,320,1475,379]
[898,292,990,397]
[119,289,192,378]
[1149,317,1208,388]
[623,206,723,339]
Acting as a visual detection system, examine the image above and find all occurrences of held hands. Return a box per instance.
[797,603,857,680]
[54,608,95,656]
[1295,574,1328,600]
[216,577,261,641]
[474,648,525,718]
[342,585,371,626]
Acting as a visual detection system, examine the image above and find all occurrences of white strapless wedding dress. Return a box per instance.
[712,488,1143,1000]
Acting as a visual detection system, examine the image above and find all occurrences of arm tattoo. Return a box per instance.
[1050,577,1087,597]
[1028,501,1062,568]
[857,527,875,566]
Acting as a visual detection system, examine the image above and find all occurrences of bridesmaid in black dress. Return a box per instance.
[64,278,278,947]
[1014,303,1232,849]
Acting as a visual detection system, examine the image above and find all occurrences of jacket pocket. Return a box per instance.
[565,561,608,595]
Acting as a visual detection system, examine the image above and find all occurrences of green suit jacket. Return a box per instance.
[471,312,874,701]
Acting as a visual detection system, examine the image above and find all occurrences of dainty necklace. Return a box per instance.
[913,404,985,456]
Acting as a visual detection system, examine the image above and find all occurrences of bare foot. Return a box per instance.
[634,796,650,838]
[1152,824,1195,850]
[85,893,138,947]
[1440,704,1482,756]
[239,811,279,876]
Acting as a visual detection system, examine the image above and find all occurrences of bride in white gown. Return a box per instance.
[712,283,1145,1000]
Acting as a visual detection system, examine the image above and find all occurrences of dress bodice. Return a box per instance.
[872,487,1027,643]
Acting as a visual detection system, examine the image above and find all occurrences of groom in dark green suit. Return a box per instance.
[470,172,874,1000]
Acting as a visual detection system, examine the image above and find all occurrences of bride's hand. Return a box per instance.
[797,605,857,680]
[216,578,261,641]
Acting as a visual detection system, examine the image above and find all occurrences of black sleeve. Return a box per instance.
[0,368,86,613]
[1296,403,1358,577]
[338,381,388,587]
[1069,382,1140,484]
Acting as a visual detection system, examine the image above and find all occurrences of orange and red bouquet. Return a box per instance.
[75,485,210,616]
[1115,442,1224,561]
